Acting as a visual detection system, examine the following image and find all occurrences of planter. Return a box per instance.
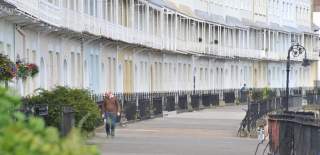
[0,54,16,82]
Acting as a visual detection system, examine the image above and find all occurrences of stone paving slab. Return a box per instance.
[89,105,267,155]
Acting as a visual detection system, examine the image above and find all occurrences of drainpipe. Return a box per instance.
[13,25,16,63]
[15,26,26,95]
[81,37,84,88]
[16,26,26,59]
[6,24,17,89]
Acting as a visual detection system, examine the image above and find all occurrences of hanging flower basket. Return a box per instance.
[16,61,39,80]
[0,54,16,82]
[27,63,39,77]
[16,62,29,80]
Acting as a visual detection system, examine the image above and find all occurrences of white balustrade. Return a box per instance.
[5,0,317,62]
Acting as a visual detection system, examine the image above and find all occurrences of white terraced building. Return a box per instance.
[0,0,319,95]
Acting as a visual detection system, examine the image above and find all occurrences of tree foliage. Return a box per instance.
[0,87,100,155]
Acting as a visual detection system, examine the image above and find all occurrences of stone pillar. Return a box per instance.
[149,93,154,117]
[187,93,193,112]
[235,89,240,105]
[136,94,139,119]
[199,93,204,109]
[175,92,178,111]
[219,90,225,106]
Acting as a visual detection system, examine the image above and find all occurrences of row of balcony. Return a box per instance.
[8,0,319,61]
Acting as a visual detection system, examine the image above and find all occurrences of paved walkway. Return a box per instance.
[88,105,267,155]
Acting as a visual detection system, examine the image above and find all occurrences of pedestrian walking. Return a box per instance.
[240,83,247,92]
[240,84,247,102]
[102,91,121,137]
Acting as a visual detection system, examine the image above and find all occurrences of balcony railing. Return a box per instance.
[5,0,319,61]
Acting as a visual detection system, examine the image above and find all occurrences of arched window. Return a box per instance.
[101,63,105,92]
[71,52,75,86]
[254,68,258,86]
[220,68,224,89]
[56,53,60,84]
[268,69,271,86]
[84,60,87,88]
[63,59,68,86]
[135,64,138,91]
[118,64,122,92]
[40,57,45,88]
[216,67,219,89]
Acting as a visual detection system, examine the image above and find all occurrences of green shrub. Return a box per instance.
[251,87,276,101]
[262,87,276,100]
[0,87,100,155]
[252,90,263,101]
[24,86,102,132]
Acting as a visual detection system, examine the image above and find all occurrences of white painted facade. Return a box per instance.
[0,0,319,95]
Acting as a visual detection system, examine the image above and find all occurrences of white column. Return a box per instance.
[187,19,190,50]
[263,29,266,50]
[268,30,271,51]
[242,30,245,49]
[218,26,221,55]
[137,1,140,31]
[197,22,200,52]
[202,23,205,52]
[130,0,134,28]
[160,8,164,48]
[146,3,149,36]
[165,12,168,49]
[115,0,119,24]
[247,29,250,50]
[208,24,211,53]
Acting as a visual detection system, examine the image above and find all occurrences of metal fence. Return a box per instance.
[92,90,233,123]
[93,88,320,124]
[238,88,320,137]
[238,97,283,136]
[269,112,320,155]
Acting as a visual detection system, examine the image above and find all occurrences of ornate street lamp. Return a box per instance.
[285,43,310,111]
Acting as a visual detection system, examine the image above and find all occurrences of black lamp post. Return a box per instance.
[285,43,310,111]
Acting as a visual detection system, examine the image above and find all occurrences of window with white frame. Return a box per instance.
[56,52,60,84]
[40,58,46,88]
[84,0,89,14]
[49,51,54,87]
[46,0,59,6]
[63,59,68,86]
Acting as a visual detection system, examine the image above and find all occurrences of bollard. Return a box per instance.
[219,90,226,106]
[60,106,75,136]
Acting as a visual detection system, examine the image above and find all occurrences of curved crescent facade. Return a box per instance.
[0,0,319,95]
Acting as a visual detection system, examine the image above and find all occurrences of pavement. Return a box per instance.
[88,105,268,155]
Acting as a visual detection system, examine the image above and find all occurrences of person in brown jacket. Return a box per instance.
[102,92,121,137]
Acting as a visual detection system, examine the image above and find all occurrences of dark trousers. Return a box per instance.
[105,112,117,136]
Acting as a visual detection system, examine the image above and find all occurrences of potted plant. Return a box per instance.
[16,62,29,80]
[16,61,39,80]
[0,54,16,84]
[27,63,39,77]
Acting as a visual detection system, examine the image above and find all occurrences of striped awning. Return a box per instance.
[226,16,246,28]
[298,25,312,33]
[312,23,320,31]
[194,9,225,25]
[149,0,178,11]
[282,25,301,33]
[269,22,288,32]
[178,4,196,18]
[149,0,166,7]
[164,0,179,11]
[241,18,266,29]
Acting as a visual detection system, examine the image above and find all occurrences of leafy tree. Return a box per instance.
[0,87,100,155]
